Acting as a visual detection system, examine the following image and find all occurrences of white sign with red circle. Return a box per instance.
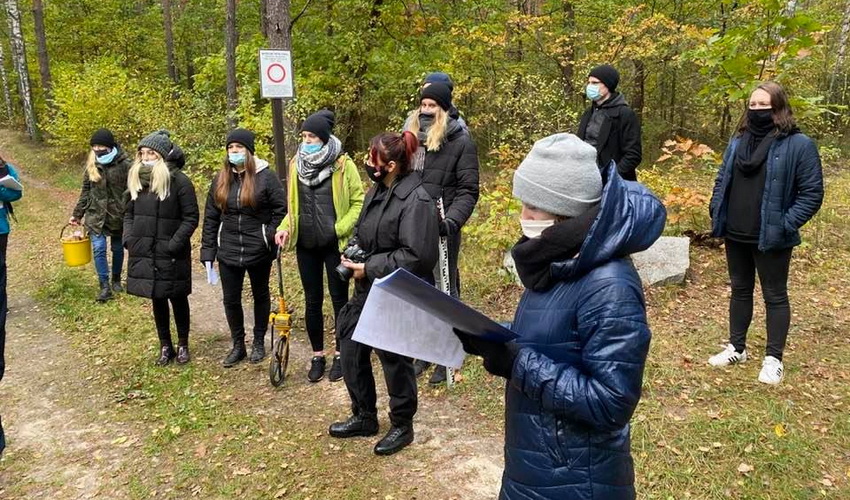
[259,49,294,99]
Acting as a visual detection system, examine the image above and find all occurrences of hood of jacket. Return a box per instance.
[550,163,666,280]
[596,91,628,110]
[166,144,186,171]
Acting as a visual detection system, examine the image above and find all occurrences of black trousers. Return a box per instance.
[0,234,7,454]
[219,259,273,344]
[296,243,349,353]
[725,239,793,360]
[337,294,417,426]
[152,295,190,347]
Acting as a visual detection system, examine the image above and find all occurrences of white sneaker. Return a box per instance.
[708,344,748,367]
[758,356,784,384]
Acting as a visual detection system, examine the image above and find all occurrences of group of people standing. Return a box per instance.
[60,65,824,499]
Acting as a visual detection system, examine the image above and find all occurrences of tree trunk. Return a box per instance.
[265,0,292,183]
[162,0,178,83]
[632,59,645,120]
[830,0,850,99]
[225,0,238,128]
[342,0,382,153]
[0,37,13,122]
[32,0,52,104]
[6,0,38,140]
[260,0,268,39]
[558,0,575,101]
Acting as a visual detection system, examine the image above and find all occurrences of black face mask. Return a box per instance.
[748,109,774,130]
[364,163,383,183]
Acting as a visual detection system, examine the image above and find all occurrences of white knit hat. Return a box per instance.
[512,133,602,217]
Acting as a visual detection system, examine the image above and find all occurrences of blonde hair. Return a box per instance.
[84,150,102,183]
[406,106,449,152]
[128,151,171,201]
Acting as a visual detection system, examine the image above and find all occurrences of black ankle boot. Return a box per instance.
[374,425,414,456]
[111,274,123,293]
[96,279,113,303]
[329,414,379,438]
[250,340,266,363]
[428,365,448,385]
[176,345,190,364]
[413,359,431,378]
[155,345,176,366]
[222,342,247,367]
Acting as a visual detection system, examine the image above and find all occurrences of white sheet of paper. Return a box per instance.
[205,261,219,285]
[353,283,465,369]
[0,175,22,191]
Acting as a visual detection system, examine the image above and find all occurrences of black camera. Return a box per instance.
[335,239,368,281]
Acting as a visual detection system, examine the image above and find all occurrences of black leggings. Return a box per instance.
[725,239,793,360]
[219,260,272,344]
[152,295,190,347]
[296,243,349,353]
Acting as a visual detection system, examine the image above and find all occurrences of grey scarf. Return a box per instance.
[296,135,342,186]
[413,114,463,172]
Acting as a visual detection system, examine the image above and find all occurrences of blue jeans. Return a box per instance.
[91,233,124,282]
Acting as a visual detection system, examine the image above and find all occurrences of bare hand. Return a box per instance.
[341,258,366,280]
[69,216,80,225]
[274,230,289,247]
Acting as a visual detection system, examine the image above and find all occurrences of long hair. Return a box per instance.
[128,151,171,201]
[84,150,102,183]
[369,131,419,176]
[213,151,257,210]
[405,106,449,152]
[736,81,797,135]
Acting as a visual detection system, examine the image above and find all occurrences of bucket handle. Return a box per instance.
[60,223,88,241]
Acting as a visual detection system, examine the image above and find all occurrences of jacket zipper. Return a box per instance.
[236,174,244,267]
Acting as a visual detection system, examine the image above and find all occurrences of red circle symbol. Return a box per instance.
[266,63,287,83]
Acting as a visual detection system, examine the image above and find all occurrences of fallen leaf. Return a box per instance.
[744,444,754,453]
[774,423,787,438]
[111,436,128,445]
[737,463,754,474]
[170,426,181,436]
[274,488,288,498]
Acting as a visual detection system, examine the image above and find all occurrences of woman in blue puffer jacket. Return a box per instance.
[455,133,665,500]
[707,81,823,385]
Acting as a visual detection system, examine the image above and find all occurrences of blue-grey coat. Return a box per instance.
[709,133,823,251]
[501,164,666,500]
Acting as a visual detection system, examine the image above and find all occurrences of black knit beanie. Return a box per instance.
[424,72,454,92]
[226,128,256,154]
[300,110,335,144]
[420,82,452,111]
[90,128,116,149]
[589,64,620,93]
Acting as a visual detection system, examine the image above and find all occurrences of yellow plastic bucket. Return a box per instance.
[60,224,92,267]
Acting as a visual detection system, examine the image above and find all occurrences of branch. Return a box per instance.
[291,0,314,28]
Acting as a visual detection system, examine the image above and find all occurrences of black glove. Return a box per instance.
[439,218,459,237]
[0,163,8,178]
[453,328,520,379]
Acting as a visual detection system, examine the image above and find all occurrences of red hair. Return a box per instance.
[368,131,418,175]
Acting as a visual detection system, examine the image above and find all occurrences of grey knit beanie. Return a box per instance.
[138,130,174,159]
[513,133,602,217]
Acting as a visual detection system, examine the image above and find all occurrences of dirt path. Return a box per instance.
[0,138,504,499]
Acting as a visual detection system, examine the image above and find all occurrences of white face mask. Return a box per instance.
[141,160,157,167]
[520,219,555,239]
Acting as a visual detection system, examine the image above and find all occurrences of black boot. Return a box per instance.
[96,279,113,303]
[112,274,123,293]
[176,345,190,364]
[250,339,266,363]
[222,341,247,367]
[429,365,448,386]
[308,356,327,383]
[413,359,431,378]
[374,425,414,456]
[155,345,176,366]
[328,354,343,382]
[329,413,379,438]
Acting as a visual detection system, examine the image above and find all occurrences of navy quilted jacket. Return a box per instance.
[501,164,666,500]
[709,133,823,251]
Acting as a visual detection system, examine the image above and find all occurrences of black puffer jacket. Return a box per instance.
[200,159,286,267]
[124,159,199,299]
[354,173,439,296]
[577,93,642,181]
[419,126,480,227]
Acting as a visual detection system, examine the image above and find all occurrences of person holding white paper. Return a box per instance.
[328,131,438,456]
[455,134,665,499]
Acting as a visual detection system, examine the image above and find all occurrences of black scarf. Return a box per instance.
[735,110,777,177]
[510,205,600,292]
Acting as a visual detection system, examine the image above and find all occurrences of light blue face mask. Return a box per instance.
[95,147,118,165]
[586,83,603,101]
[301,143,322,155]
[228,152,246,166]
